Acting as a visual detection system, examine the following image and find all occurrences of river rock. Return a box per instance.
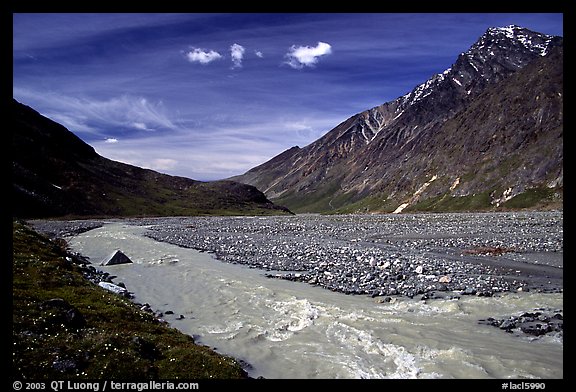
[98,281,129,296]
[100,250,132,266]
[478,309,563,339]
[438,275,452,283]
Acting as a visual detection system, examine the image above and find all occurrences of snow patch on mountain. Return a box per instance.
[402,69,450,106]
[486,25,555,56]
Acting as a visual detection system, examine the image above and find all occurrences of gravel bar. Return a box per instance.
[28,212,562,299]
[129,211,563,299]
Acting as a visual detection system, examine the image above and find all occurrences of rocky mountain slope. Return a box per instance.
[12,99,291,218]
[232,26,563,213]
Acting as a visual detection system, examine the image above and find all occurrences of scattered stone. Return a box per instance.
[238,359,254,372]
[137,213,561,299]
[27,220,103,239]
[463,287,477,296]
[479,309,563,339]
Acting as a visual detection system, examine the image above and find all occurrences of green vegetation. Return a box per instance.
[12,221,248,379]
[330,194,396,214]
[103,178,291,218]
[273,181,343,213]
[501,187,560,209]
[273,183,561,215]
[405,187,561,213]
[407,190,493,212]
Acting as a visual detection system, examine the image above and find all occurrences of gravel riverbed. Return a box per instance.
[30,212,562,300]
[29,211,563,344]
[135,212,562,299]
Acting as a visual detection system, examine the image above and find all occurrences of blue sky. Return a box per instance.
[13,13,563,181]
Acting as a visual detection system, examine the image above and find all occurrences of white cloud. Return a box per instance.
[285,41,332,69]
[254,50,264,58]
[186,47,222,64]
[132,122,150,130]
[230,43,245,68]
[13,88,179,136]
[104,138,118,143]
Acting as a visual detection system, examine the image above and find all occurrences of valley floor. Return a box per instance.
[40,211,561,299]
[26,211,563,379]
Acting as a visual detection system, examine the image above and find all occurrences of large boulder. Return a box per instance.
[100,250,132,266]
[98,281,129,296]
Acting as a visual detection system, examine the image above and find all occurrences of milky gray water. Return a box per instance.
[67,223,562,379]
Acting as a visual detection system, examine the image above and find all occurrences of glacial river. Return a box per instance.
[67,223,562,379]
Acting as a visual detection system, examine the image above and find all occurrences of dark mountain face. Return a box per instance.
[232,26,563,213]
[12,100,291,218]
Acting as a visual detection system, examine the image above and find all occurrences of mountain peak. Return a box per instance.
[399,26,561,111]
[487,24,527,35]
[473,25,560,57]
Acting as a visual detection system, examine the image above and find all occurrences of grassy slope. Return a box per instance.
[12,221,247,379]
[325,187,561,215]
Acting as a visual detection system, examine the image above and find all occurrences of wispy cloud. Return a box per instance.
[13,88,179,137]
[185,47,223,64]
[132,122,154,131]
[91,130,282,180]
[254,50,264,58]
[90,113,342,180]
[285,41,332,69]
[104,138,119,143]
[230,43,245,68]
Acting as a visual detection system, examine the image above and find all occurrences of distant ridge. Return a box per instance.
[12,99,292,218]
[231,26,563,213]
